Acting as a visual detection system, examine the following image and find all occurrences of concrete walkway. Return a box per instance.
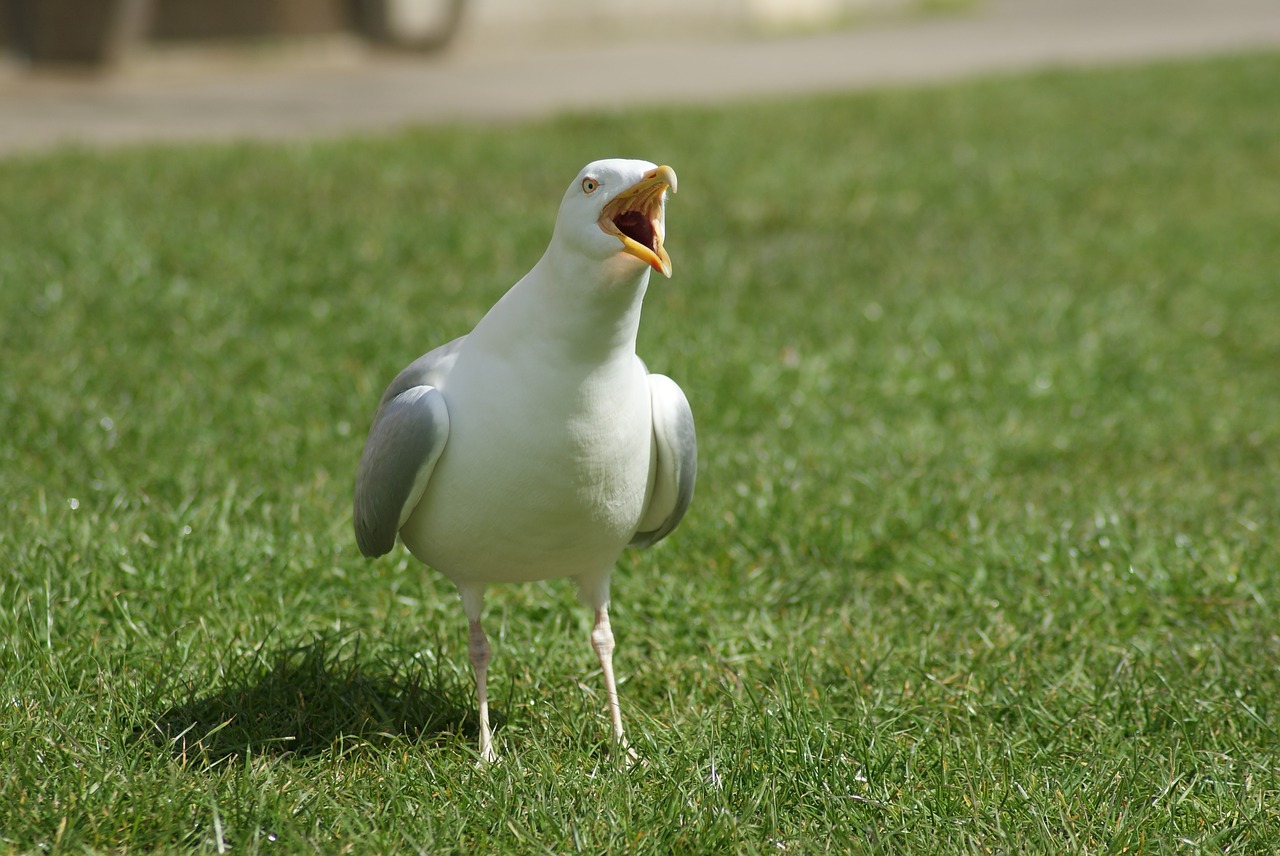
[1,0,1278,156]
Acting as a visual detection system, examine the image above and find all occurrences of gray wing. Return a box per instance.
[630,373,697,549]
[353,337,464,558]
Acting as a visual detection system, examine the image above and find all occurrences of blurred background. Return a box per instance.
[0,0,917,65]
[1,0,1278,155]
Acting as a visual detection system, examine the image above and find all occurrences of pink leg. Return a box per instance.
[459,584,496,764]
[468,618,496,764]
[590,605,627,747]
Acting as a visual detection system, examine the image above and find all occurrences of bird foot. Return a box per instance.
[614,737,643,769]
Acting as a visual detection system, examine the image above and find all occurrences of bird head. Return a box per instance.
[554,159,677,279]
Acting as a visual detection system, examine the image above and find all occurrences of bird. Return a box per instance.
[353,158,696,763]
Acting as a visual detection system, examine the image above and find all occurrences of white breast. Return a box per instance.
[399,343,654,584]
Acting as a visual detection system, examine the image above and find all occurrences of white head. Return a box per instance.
[552,158,678,279]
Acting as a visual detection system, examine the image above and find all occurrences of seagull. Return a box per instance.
[353,159,696,763]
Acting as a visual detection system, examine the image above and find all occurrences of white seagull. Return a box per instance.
[353,159,696,762]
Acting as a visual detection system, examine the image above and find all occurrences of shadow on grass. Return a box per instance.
[134,633,493,764]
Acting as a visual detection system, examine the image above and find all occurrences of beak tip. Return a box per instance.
[659,165,678,195]
[656,248,673,278]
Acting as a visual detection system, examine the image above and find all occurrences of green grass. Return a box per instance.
[3,51,1280,853]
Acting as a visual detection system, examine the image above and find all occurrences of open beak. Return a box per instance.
[599,164,677,277]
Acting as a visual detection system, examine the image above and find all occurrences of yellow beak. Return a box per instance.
[599,164,677,277]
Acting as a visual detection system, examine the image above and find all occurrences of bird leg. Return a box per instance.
[459,584,497,764]
[468,618,497,764]
[590,605,630,755]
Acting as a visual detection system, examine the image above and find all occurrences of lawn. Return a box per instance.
[2,51,1279,853]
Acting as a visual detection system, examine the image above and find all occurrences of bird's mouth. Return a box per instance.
[599,164,677,277]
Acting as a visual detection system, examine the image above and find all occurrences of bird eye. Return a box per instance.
[581,177,599,194]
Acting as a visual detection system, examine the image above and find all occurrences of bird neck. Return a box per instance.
[504,246,649,362]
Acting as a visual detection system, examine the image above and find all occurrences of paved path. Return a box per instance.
[1,0,1277,156]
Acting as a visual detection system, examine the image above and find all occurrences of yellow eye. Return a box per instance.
[581,177,599,194]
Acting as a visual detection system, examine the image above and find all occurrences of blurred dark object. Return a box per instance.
[8,0,154,65]
[151,0,349,41]
[2,0,465,68]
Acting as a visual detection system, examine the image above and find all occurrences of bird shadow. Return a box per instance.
[133,632,493,765]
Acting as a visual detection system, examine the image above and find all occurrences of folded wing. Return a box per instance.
[353,337,464,557]
[630,373,697,549]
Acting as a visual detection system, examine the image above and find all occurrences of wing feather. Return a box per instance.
[630,373,696,548]
[353,337,465,557]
